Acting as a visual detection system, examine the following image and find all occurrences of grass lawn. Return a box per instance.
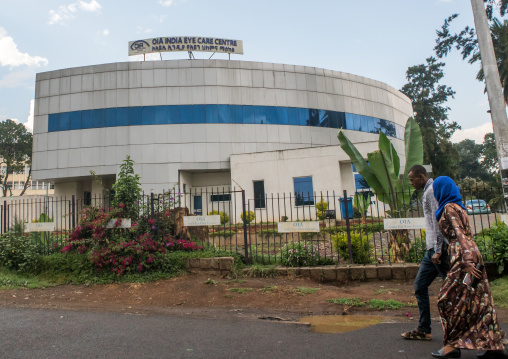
[491,276,508,308]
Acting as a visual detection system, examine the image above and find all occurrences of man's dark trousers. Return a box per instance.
[414,247,449,334]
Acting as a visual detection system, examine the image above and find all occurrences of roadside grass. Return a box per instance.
[0,249,245,289]
[245,264,280,278]
[204,278,218,285]
[368,299,405,310]
[224,279,246,284]
[228,288,254,294]
[0,268,54,290]
[327,297,366,307]
[375,288,401,295]
[327,297,407,310]
[491,276,508,308]
[294,287,320,295]
[262,286,278,292]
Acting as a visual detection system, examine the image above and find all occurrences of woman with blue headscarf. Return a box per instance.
[431,176,505,359]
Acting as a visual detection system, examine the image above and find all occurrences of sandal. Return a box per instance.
[401,328,432,340]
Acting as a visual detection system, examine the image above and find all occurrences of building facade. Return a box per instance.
[32,59,412,220]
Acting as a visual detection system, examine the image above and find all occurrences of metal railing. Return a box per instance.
[0,185,502,263]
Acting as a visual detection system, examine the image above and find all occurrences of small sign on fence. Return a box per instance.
[106,218,132,229]
[184,215,221,226]
[277,221,320,233]
[383,218,426,230]
[26,222,55,232]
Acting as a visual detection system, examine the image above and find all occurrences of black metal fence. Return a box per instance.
[0,185,503,264]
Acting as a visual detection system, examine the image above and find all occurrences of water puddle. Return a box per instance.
[298,315,385,333]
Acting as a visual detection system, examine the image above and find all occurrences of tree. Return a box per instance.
[0,119,32,197]
[455,139,487,181]
[435,14,508,102]
[112,156,141,220]
[400,57,460,178]
[481,132,499,174]
[455,133,498,183]
[483,0,508,21]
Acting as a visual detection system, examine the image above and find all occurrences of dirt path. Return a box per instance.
[2,271,507,323]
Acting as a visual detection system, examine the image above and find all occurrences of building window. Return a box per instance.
[210,194,231,202]
[84,191,92,206]
[352,164,370,192]
[294,177,314,206]
[253,180,265,209]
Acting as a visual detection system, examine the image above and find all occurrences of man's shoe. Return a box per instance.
[401,328,432,340]
[477,347,508,358]
[431,348,461,358]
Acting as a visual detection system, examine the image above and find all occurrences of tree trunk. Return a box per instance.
[19,167,31,197]
[1,165,8,197]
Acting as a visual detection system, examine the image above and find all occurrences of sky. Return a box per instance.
[0,0,502,143]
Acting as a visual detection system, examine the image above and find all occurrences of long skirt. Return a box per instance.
[437,240,504,350]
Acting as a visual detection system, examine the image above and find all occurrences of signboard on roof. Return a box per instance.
[129,36,244,56]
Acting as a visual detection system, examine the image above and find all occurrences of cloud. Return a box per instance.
[0,27,48,67]
[6,100,34,133]
[0,71,35,89]
[49,0,101,25]
[451,121,493,143]
[158,0,187,6]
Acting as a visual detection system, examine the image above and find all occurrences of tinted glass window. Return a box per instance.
[210,194,231,202]
[294,176,314,206]
[46,105,403,140]
[253,180,265,209]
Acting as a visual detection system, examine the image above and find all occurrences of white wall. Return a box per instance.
[33,59,412,195]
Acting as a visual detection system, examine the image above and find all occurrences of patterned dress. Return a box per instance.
[437,203,504,350]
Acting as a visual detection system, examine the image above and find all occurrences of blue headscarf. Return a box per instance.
[433,176,466,221]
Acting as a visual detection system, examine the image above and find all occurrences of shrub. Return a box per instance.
[487,221,508,273]
[407,229,427,263]
[331,231,372,264]
[62,206,124,253]
[208,210,229,225]
[112,156,142,220]
[210,230,236,238]
[258,229,282,239]
[278,241,320,267]
[241,210,255,224]
[0,231,40,272]
[315,200,329,220]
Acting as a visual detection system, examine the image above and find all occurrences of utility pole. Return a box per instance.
[471,0,508,206]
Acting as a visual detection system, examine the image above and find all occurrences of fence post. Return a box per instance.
[3,200,6,234]
[150,193,155,236]
[71,195,76,229]
[343,190,353,264]
[241,190,249,264]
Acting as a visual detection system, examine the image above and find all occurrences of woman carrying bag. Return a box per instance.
[431,176,506,359]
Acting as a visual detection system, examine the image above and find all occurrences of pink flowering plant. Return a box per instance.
[61,204,204,276]
[89,233,166,275]
[60,206,125,254]
[278,241,321,267]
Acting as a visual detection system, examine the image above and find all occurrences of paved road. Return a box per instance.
[1,307,504,359]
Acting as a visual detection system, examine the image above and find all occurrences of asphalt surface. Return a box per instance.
[0,307,504,359]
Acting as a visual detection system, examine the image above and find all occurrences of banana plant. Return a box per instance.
[353,192,372,224]
[338,117,423,262]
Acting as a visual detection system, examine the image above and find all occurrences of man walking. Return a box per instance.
[401,165,449,341]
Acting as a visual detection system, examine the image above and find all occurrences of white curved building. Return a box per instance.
[32,59,412,214]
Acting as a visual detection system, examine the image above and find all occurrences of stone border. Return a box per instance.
[186,257,499,282]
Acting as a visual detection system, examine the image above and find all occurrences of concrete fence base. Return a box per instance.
[186,257,499,282]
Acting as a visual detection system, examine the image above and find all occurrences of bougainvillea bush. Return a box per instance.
[61,206,203,276]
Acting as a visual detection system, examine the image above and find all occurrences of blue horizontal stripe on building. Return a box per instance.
[47,105,404,139]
